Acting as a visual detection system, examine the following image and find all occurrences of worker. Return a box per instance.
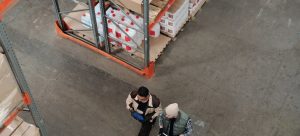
[126,86,162,136]
[158,103,193,136]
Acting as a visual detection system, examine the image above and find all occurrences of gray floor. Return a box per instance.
[3,0,300,136]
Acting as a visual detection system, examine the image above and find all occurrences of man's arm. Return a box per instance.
[125,92,133,110]
[151,95,162,119]
[181,118,192,136]
[152,104,162,119]
[158,112,164,128]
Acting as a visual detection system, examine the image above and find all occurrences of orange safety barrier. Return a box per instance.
[149,0,176,30]
[0,91,32,130]
[55,21,155,78]
[2,109,20,127]
[23,92,32,105]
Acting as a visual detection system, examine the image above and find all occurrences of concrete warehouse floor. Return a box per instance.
[2,0,300,136]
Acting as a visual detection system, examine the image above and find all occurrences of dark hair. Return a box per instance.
[138,86,149,97]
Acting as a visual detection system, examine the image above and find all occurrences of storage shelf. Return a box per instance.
[63,3,171,62]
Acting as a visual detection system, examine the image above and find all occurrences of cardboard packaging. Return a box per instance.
[160,0,189,37]
[0,116,23,136]
[189,0,206,16]
[0,54,23,127]
[165,0,189,22]
[11,121,40,136]
[110,0,152,15]
[0,116,40,136]
[161,12,188,37]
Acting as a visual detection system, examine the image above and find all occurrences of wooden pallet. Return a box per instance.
[149,0,176,29]
[189,0,207,19]
[134,35,171,61]
[63,3,171,62]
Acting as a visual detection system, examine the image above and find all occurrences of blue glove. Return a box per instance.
[131,112,145,122]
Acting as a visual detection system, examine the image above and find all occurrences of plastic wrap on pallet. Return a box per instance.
[0,54,23,127]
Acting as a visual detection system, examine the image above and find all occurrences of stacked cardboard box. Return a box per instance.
[81,3,161,53]
[160,0,189,37]
[111,0,152,15]
[0,116,40,136]
[189,0,206,16]
[0,54,23,127]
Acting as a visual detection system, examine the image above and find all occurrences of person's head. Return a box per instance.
[137,86,150,103]
[165,103,179,119]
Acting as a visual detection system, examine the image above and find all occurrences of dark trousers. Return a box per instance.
[138,118,156,136]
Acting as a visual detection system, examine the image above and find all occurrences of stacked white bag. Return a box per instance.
[189,0,206,16]
[81,11,105,42]
[81,3,161,53]
[160,0,189,37]
[106,8,142,52]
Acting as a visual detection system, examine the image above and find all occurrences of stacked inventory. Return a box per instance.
[0,49,41,136]
[63,2,172,61]
[81,4,161,53]
[80,3,161,53]
[54,0,206,76]
[160,0,189,37]
[0,53,23,126]
[0,117,40,136]
[189,0,206,17]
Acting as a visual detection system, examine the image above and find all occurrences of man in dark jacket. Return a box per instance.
[159,103,192,136]
[126,86,162,136]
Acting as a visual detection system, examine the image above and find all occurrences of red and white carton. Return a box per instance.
[160,18,168,26]
[129,14,143,24]
[81,8,104,28]
[149,23,160,38]
[166,7,188,28]
[160,0,189,37]
[129,13,160,38]
[159,0,189,37]
[165,12,189,37]
[161,25,167,32]
[166,0,189,22]
[80,6,149,53]
[121,42,137,53]
[189,0,206,15]
[120,26,142,48]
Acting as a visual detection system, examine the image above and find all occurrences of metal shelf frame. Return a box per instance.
[52,0,155,78]
[0,0,48,135]
[0,22,48,136]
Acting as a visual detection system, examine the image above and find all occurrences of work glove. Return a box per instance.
[127,105,134,112]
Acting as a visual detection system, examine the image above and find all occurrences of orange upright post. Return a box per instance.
[0,0,16,20]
